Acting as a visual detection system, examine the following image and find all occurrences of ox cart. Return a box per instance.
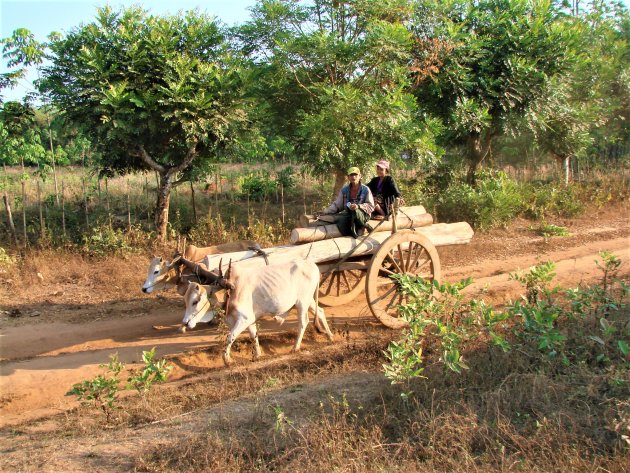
[180,202,473,330]
[292,202,471,329]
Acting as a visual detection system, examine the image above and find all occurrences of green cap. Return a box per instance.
[346,166,360,175]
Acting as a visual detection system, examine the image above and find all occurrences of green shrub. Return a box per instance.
[80,224,132,256]
[436,170,526,229]
[240,172,277,201]
[523,184,584,219]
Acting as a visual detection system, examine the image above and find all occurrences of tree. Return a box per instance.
[410,0,582,183]
[0,101,46,167]
[39,6,249,239]
[0,28,45,100]
[236,0,433,193]
[525,1,629,183]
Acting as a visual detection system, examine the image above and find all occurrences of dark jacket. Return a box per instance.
[367,175,402,216]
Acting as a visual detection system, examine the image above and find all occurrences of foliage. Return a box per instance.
[39,6,250,238]
[533,222,570,238]
[386,254,629,389]
[509,261,558,304]
[240,172,277,201]
[66,353,124,422]
[80,224,133,257]
[127,347,173,395]
[67,348,173,421]
[236,0,432,184]
[435,170,526,229]
[523,183,584,219]
[0,246,16,270]
[410,0,586,180]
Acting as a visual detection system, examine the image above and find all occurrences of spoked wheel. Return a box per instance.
[366,231,441,329]
[318,259,369,307]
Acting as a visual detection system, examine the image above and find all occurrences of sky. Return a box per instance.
[0,0,259,101]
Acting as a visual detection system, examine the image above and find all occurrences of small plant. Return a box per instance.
[66,353,124,422]
[272,404,293,435]
[533,222,570,238]
[126,347,173,395]
[81,224,132,256]
[596,251,622,291]
[0,246,16,271]
[509,261,557,304]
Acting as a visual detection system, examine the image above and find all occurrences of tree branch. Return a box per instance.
[137,145,166,174]
[168,139,199,177]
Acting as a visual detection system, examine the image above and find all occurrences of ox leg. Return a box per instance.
[292,304,309,352]
[247,323,262,360]
[223,316,253,366]
[311,302,334,341]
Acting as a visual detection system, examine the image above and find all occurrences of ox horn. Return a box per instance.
[218,258,224,278]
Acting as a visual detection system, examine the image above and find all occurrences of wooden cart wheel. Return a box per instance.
[366,231,441,329]
[318,259,368,307]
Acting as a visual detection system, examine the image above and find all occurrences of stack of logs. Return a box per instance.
[198,206,474,272]
[291,205,432,244]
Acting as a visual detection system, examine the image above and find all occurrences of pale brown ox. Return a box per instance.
[181,259,334,365]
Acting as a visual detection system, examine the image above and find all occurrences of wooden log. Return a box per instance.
[203,222,474,272]
[290,212,434,244]
[298,205,426,228]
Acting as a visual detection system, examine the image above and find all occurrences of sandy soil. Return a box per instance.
[0,203,628,438]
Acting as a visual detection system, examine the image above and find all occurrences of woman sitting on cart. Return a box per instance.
[367,160,402,219]
[321,166,374,238]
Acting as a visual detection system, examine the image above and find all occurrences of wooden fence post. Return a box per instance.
[105,178,111,228]
[190,181,197,225]
[2,193,19,248]
[21,179,27,246]
[126,179,132,232]
[37,180,45,240]
[61,180,66,238]
[82,178,90,227]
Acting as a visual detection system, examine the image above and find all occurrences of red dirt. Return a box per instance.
[0,203,628,430]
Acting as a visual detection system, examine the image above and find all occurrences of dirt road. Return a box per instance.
[1,209,628,428]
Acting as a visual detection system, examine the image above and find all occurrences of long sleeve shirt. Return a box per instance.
[323,183,375,216]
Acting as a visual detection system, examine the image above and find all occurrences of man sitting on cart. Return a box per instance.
[320,166,375,238]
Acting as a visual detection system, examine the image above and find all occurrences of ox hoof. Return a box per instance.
[178,325,187,334]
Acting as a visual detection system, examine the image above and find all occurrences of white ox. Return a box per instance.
[142,241,256,295]
[181,259,334,365]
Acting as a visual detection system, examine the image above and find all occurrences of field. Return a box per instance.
[0,191,628,471]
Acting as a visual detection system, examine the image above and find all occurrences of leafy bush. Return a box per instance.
[385,255,628,388]
[66,353,124,422]
[80,224,132,256]
[127,347,173,395]
[523,184,584,219]
[276,166,296,191]
[0,246,16,271]
[436,170,526,229]
[240,173,277,201]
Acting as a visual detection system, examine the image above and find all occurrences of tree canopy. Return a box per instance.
[39,6,250,239]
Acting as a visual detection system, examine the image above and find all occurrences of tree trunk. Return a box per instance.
[155,173,173,241]
[466,132,492,185]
